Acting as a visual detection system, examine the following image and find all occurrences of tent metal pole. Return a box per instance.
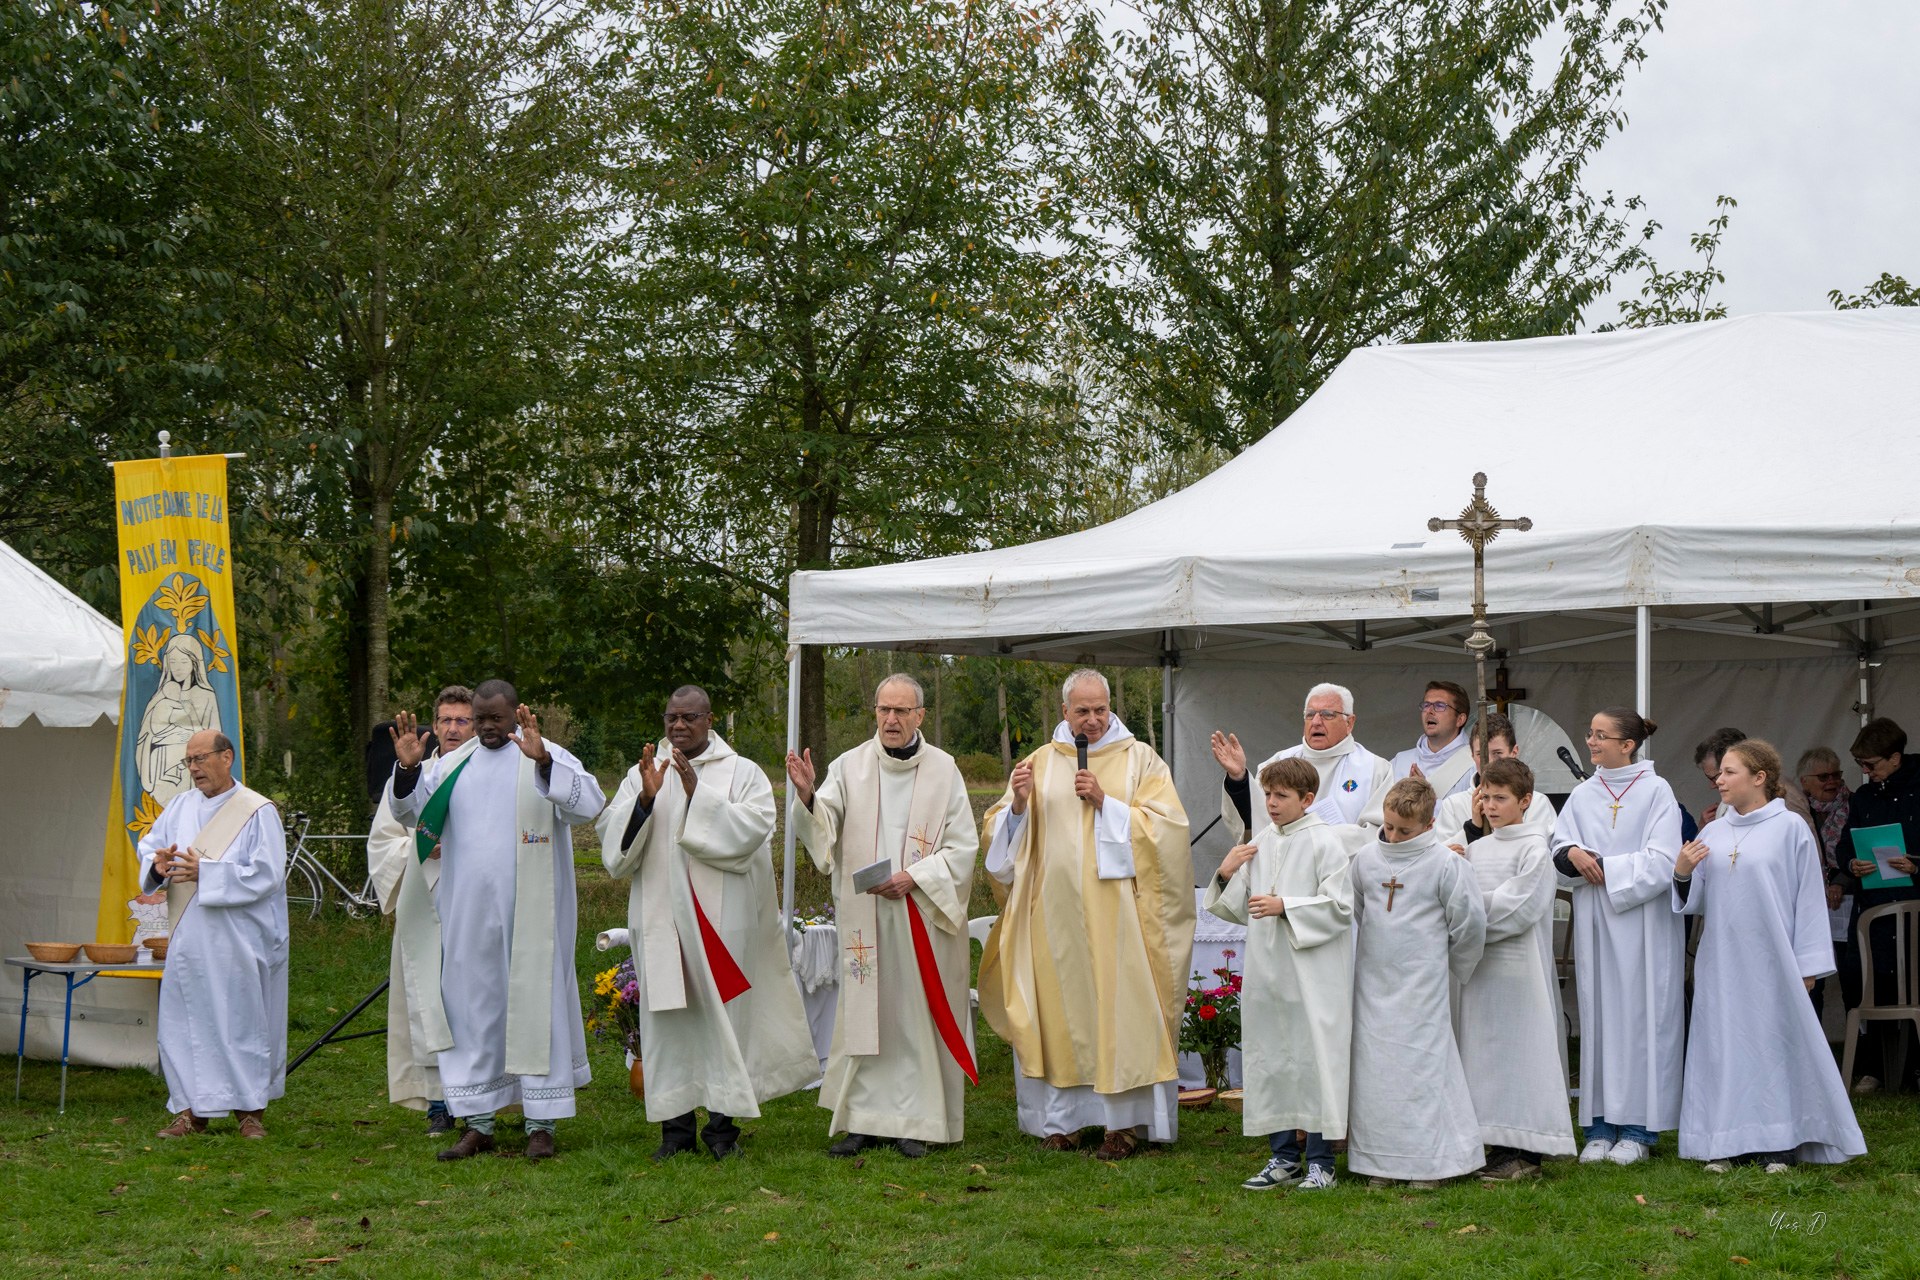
[1161,630,1176,771]
[781,643,800,932]
[1635,606,1652,759]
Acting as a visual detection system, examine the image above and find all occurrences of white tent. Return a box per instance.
[786,310,1920,879]
[1,539,158,1069]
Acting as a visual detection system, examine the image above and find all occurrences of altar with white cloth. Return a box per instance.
[1179,886,1245,1089]
[789,920,840,1068]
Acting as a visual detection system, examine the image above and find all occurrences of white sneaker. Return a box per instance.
[1852,1075,1881,1096]
[1763,1161,1791,1175]
[1606,1139,1650,1166]
[1703,1160,1731,1173]
[1241,1157,1300,1191]
[1297,1165,1337,1191]
[1579,1139,1614,1164]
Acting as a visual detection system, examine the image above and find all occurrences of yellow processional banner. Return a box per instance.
[96,455,245,945]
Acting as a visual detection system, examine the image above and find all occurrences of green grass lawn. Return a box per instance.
[6,870,1917,1279]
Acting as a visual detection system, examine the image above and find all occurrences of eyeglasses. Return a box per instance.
[664,712,712,726]
[183,751,226,767]
[1803,771,1844,784]
[1303,709,1350,723]
[1584,731,1628,742]
[1419,700,1462,714]
[1854,757,1886,771]
[875,705,923,720]
[435,716,473,729]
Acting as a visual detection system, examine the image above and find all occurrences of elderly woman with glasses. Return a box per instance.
[1550,706,1685,1168]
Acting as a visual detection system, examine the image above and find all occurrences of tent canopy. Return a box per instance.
[0,540,122,727]
[790,310,1920,666]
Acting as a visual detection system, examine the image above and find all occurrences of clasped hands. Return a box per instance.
[638,741,697,802]
[150,845,201,884]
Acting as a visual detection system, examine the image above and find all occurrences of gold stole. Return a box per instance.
[167,785,273,931]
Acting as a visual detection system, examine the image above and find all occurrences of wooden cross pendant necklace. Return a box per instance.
[1381,875,1405,912]
[1598,770,1647,828]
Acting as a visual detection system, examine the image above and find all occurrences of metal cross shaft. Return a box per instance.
[1427,472,1533,732]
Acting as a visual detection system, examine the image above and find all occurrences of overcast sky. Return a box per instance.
[1582,0,1920,321]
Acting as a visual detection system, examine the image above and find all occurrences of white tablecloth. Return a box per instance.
[792,923,839,1068]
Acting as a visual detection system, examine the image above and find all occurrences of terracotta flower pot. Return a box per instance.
[627,1054,644,1100]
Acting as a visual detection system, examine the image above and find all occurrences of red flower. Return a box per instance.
[1198,1004,1218,1021]
[1222,948,1237,961]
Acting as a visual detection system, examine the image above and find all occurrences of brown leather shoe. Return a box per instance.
[237,1111,267,1139]
[1093,1129,1140,1162]
[526,1130,556,1162]
[436,1128,496,1162]
[157,1112,207,1139]
[1040,1132,1079,1153]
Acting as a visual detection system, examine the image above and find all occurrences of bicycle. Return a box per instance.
[283,811,381,920]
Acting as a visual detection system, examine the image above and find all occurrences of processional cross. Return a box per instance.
[1428,473,1533,731]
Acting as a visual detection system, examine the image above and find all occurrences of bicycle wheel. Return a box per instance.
[284,855,323,921]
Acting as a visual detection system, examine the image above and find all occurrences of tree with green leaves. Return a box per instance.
[1070,0,1668,452]
[179,0,619,756]
[1,1,221,597]
[599,0,1094,757]
[1830,273,1919,311]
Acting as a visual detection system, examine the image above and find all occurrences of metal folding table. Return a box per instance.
[8,956,164,1113]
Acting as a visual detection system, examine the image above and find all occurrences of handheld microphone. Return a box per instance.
[1075,733,1089,772]
[1557,746,1590,781]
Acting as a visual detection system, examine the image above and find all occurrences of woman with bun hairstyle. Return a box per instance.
[1673,739,1864,1171]
[1551,707,1684,1168]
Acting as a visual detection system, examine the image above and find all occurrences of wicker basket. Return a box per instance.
[82,943,139,965]
[145,936,171,961]
[24,942,81,964]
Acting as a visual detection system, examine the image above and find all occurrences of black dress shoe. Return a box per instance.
[828,1132,876,1157]
[652,1140,697,1162]
[426,1112,455,1137]
[894,1138,929,1158]
[707,1136,742,1160]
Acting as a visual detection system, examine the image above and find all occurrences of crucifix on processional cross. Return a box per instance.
[1427,472,1533,734]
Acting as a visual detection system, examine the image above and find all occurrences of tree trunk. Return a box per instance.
[794,469,837,758]
[997,677,1011,771]
[364,487,394,739]
[932,663,943,748]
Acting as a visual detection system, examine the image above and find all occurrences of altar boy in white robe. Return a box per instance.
[1454,758,1576,1181]
[1211,682,1390,849]
[1347,777,1486,1187]
[141,730,288,1139]
[1204,757,1352,1192]
[1551,706,1684,1168]
[1435,712,1556,851]
[1674,740,1865,1171]
[598,685,818,1161]
[787,674,979,1157]
[388,680,605,1163]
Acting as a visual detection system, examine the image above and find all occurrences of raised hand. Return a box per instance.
[1676,838,1711,877]
[1219,842,1257,878]
[1009,760,1034,815]
[1209,730,1248,781]
[390,711,429,769]
[151,844,178,879]
[512,704,549,762]
[637,742,669,803]
[785,748,817,807]
[669,746,698,798]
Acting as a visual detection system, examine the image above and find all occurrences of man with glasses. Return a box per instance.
[1373,681,1478,811]
[978,670,1192,1161]
[140,730,288,1140]
[598,685,817,1161]
[786,675,979,1157]
[1839,718,1920,1093]
[1210,682,1390,848]
[367,685,473,1135]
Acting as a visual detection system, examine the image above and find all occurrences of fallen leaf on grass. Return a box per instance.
[1634,1194,1647,1205]
[221,1208,235,1216]
[176,1175,194,1182]
[968,1163,986,1174]
[964,1185,993,1194]
[763,1232,780,1241]
[301,1258,342,1266]
[1672,1228,1696,1240]
[654,1215,683,1225]
[250,1210,271,1220]
[351,1157,371,1166]
[110,1183,128,1196]
[757,1187,785,1200]
[359,1217,370,1229]
[1419,1221,1438,1230]
[885,1182,907,1191]
[1731,1258,1751,1266]
[112,1117,128,1126]
[329,1193,341,1201]
[414,1201,440,1207]
[1456,1225,1478,1234]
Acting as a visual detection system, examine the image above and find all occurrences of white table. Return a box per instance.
[790,923,840,1068]
[9,956,166,1112]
